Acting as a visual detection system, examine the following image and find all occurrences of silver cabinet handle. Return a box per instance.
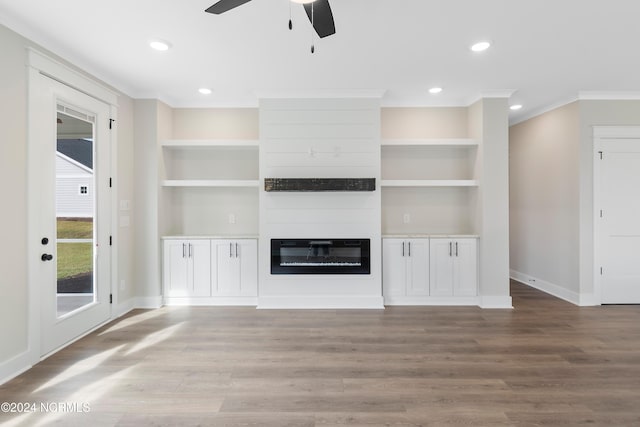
[402,241,405,257]
[229,242,233,258]
[182,243,186,258]
[189,243,193,258]
[235,243,239,258]
[408,241,411,257]
[449,242,452,257]
[455,242,458,257]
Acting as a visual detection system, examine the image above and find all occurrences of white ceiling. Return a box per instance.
[1,0,639,123]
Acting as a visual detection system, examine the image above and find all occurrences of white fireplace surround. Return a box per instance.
[258,98,384,309]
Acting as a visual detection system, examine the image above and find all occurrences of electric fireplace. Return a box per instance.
[271,239,370,275]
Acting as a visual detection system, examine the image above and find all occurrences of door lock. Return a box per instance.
[41,253,53,261]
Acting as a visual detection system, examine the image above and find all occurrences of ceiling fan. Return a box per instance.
[205,0,336,40]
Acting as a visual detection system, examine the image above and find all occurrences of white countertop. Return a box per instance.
[162,235,259,240]
[382,234,479,239]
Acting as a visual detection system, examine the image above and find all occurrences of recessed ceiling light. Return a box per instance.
[429,87,443,94]
[149,40,171,51]
[198,88,212,95]
[470,41,491,52]
[510,104,523,111]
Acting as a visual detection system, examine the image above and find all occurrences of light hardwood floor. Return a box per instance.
[1,282,640,426]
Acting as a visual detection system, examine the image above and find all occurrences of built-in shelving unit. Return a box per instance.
[160,139,260,237]
[381,137,479,236]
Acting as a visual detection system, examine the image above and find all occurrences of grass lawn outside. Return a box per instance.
[57,218,93,239]
[57,242,93,280]
[56,218,93,280]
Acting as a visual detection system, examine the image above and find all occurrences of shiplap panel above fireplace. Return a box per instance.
[258,97,383,308]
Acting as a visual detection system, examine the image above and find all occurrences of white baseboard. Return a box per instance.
[0,350,34,386]
[479,295,513,309]
[384,296,480,306]
[134,296,163,309]
[258,295,385,309]
[510,269,592,306]
[164,296,258,306]
[114,297,136,318]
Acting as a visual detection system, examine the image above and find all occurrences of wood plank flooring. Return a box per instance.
[2,282,640,426]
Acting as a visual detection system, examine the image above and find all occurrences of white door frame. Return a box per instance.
[27,49,119,365]
[593,125,640,304]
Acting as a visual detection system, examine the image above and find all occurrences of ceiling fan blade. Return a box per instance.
[303,0,336,38]
[205,0,253,14]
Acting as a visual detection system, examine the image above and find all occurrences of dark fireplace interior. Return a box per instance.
[271,239,371,275]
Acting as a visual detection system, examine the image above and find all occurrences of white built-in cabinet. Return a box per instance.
[382,237,478,304]
[163,238,258,304]
[382,239,430,297]
[211,239,258,297]
[429,238,478,297]
[163,239,211,298]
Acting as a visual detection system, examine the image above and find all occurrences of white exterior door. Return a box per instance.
[596,134,640,303]
[30,72,112,356]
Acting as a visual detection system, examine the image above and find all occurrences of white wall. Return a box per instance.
[259,98,383,308]
[509,102,580,299]
[0,22,135,382]
[0,23,29,373]
[473,98,512,307]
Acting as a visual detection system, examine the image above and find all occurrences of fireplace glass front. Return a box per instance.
[271,239,370,275]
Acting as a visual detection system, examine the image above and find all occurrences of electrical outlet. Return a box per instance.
[403,213,411,224]
[228,213,236,224]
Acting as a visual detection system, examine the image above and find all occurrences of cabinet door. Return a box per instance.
[453,239,478,296]
[406,239,430,296]
[429,239,454,297]
[188,240,211,297]
[212,240,240,296]
[164,240,189,297]
[236,240,258,296]
[382,239,407,297]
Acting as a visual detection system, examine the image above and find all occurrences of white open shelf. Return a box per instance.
[381,138,478,147]
[381,179,478,187]
[162,139,259,148]
[162,180,260,188]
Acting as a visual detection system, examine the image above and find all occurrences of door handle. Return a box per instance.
[41,253,53,261]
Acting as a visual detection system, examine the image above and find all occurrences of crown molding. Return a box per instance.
[578,91,640,100]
